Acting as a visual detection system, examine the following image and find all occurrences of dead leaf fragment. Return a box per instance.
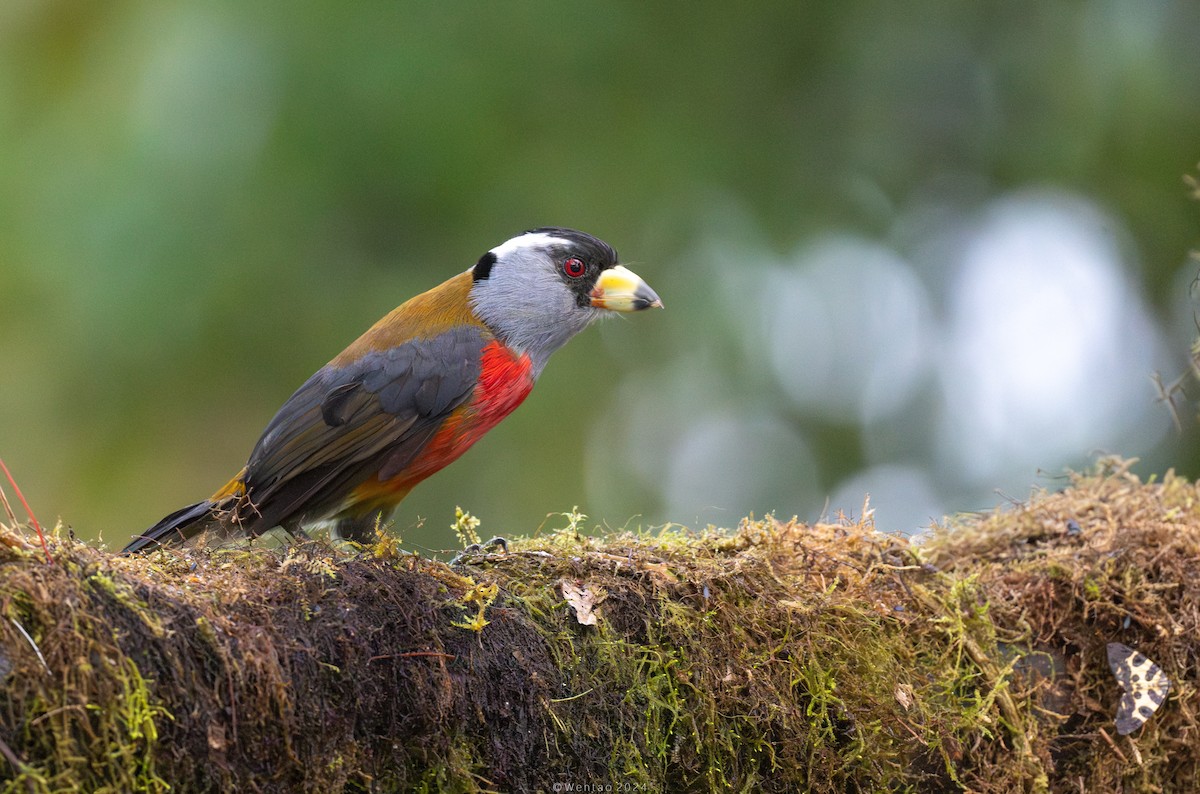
[207,722,227,752]
[560,580,601,626]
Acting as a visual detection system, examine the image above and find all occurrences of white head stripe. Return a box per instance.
[489,232,570,259]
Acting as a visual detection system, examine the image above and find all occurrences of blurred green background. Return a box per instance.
[3,2,1200,553]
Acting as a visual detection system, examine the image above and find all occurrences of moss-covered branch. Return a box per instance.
[0,461,1194,792]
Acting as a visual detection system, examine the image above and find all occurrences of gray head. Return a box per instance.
[468,227,661,375]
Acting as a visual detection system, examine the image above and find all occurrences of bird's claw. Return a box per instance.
[449,536,509,565]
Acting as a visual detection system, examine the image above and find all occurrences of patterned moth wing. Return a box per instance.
[1106,642,1170,735]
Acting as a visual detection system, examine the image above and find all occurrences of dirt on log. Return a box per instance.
[0,460,1195,793]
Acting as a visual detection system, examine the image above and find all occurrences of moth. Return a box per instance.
[1106,642,1170,735]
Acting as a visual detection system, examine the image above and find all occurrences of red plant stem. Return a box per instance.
[0,458,53,564]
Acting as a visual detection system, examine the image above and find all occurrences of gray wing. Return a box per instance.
[239,325,485,530]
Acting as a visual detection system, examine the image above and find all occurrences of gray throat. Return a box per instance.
[469,279,603,378]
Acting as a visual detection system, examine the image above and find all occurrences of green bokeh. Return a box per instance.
[3,2,1199,550]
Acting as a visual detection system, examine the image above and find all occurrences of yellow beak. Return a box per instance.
[589,265,663,312]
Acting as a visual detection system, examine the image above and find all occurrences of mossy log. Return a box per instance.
[0,462,1195,792]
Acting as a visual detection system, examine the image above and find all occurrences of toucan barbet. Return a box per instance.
[122,227,661,553]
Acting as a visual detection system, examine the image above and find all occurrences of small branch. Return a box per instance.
[0,458,52,564]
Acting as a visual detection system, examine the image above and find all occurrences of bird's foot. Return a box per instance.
[449,536,509,565]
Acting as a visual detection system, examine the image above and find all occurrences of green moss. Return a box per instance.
[0,464,1196,789]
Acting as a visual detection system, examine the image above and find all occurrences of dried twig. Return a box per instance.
[0,458,52,564]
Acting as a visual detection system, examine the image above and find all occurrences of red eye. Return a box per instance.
[563,257,586,278]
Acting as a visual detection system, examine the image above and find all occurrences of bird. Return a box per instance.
[122,227,661,554]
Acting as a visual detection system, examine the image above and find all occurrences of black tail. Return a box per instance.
[121,501,215,554]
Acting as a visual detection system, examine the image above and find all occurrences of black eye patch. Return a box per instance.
[473,251,497,282]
